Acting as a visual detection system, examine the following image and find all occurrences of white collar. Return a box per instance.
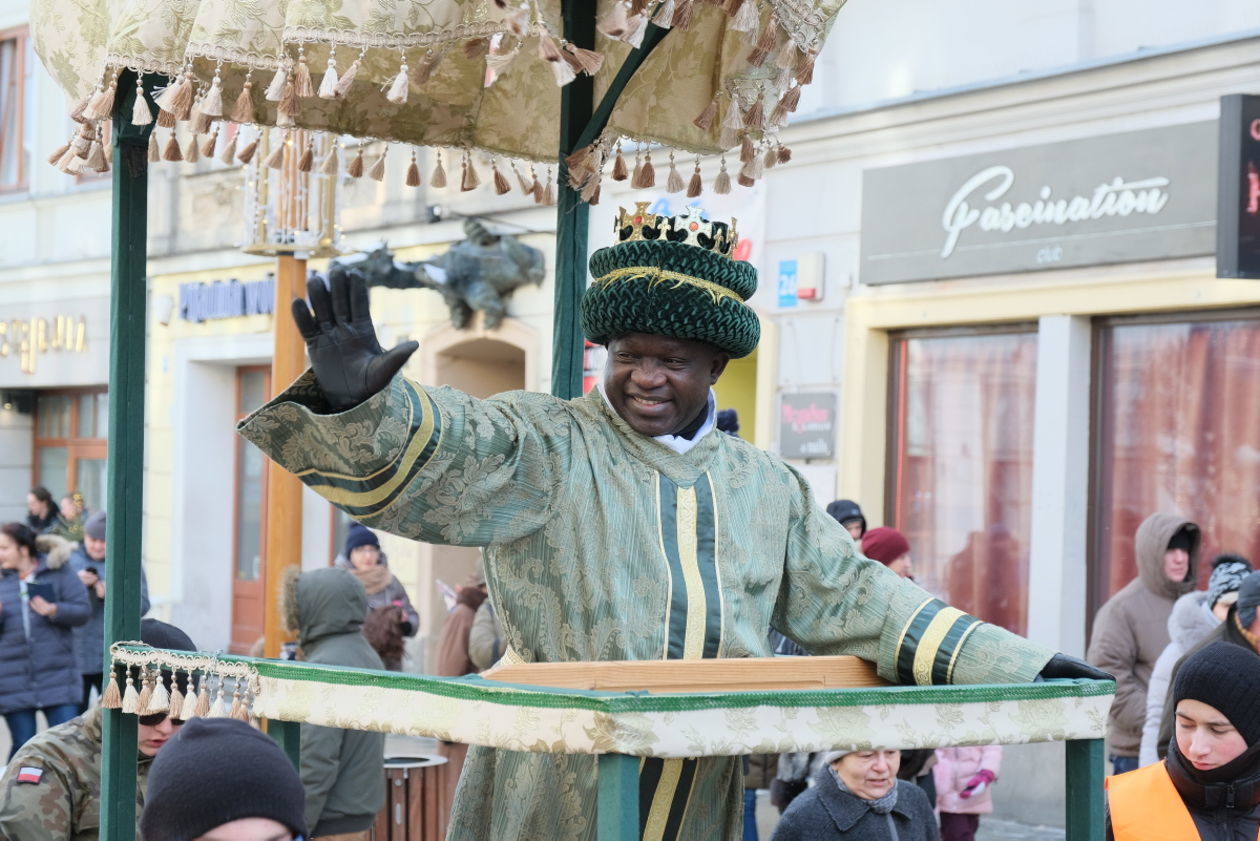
[597,384,716,455]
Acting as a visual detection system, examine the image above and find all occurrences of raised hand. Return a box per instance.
[291,267,419,411]
[1037,652,1113,682]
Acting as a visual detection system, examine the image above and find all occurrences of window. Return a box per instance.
[0,28,28,192]
[1092,314,1260,612]
[888,328,1038,634]
[231,366,270,653]
[33,389,108,510]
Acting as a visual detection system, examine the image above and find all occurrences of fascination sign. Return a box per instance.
[859,122,1218,285]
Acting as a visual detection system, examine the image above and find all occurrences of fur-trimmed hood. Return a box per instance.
[34,534,74,570]
[280,566,367,648]
[1167,590,1218,651]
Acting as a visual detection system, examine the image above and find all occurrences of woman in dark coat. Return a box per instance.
[24,486,64,535]
[0,523,91,758]
[770,749,939,841]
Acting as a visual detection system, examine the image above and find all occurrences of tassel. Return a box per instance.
[513,162,532,193]
[47,142,71,166]
[181,676,201,720]
[194,679,212,718]
[566,45,605,76]
[671,0,696,29]
[492,162,511,194]
[565,143,598,188]
[531,167,544,203]
[156,107,176,128]
[764,144,779,169]
[318,57,340,99]
[277,80,300,117]
[236,137,259,163]
[506,9,530,37]
[368,149,388,181]
[148,132,160,162]
[550,57,576,87]
[69,95,90,124]
[464,38,488,60]
[121,671,139,714]
[347,147,365,178]
[264,67,287,101]
[747,24,779,67]
[776,40,798,70]
[731,0,758,32]
[777,145,792,164]
[146,677,170,714]
[770,87,798,126]
[184,134,200,163]
[136,673,153,713]
[624,13,648,48]
[724,0,743,14]
[543,170,555,205]
[385,62,410,105]
[795,51,816,85]
[739,154,763,186]
[320,144,339,175]
[405,150,421,186]
[167,681,184,720]
[651,0,676,28]
[637,152,656,188]
[209,684,227,718]
[155,75,193,119]
[743,93,764,130]
[59,149,83,175]
[693,95,718,131]
[297,140,314,172]
[415,51,444,86]
[293,50,314,98]
[714,158,731,194]
[722,98,745,131]
[686,158,703,197]
[429,150,446,187]
[200,76,224,117]
[630,149,643,186]
[219,132,237,164]
[131,78,153,126]
[229,687,245,720]
[232,695,250,723]
[666,153,684,193]
[598,1,630,38]
[740,134,755,163]
[71,126,91,157]
[192,107,214,136]
[85,79,117,121]
[101,671,122,709]
[537,35,564,64]
[460,152,481,191]
[231,82,255,123]
[264,138,286,169]
[162,132,183,162]
[99,144,112,173]
[611,145,628,181]
[334,53,362,97]
[580,176,601,205]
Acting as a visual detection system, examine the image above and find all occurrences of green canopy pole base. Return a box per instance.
[267,718,302,770]
[1065,738,1105,841]
[597,753,639,841]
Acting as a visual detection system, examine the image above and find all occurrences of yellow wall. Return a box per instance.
[839,265,1260,528]
[713,347,758,443]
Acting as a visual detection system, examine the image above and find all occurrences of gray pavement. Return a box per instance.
[978,818,1066,840]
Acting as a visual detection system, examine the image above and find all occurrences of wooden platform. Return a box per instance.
[481,655,889,693]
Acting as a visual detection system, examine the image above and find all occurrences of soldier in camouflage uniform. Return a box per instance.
[0,619,195,841]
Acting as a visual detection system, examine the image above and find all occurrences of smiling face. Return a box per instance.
[833,750,900,800]
[1175,698,1248,772]
[603,333,729,438]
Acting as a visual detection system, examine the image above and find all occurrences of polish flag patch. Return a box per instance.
[16,767,43,784]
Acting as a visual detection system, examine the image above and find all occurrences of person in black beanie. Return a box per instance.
[1106,641,1260,840]
[141,717,307,841]
[825,499,867,541]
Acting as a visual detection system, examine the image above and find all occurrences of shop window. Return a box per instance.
[231,366,270,653]
[888,328,1038,634]
[1092,314,1260,612]
[0,28,27,192]
[33,389,108,512]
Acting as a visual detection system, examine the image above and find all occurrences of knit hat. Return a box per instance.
[1168,526,1197,554]
[344,522,380,556]
[140,718,307,841]
[861,527,911,566]
[84,511,107,541]
[826,500,866,534]
[1236,571,1260,628]
[1208,555,1252,610]
[1172,642,1260,746]
[581,205,760,358]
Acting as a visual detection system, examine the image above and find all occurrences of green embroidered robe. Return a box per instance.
[238,372,1056,841]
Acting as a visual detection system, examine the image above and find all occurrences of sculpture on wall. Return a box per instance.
[333,219,546,329]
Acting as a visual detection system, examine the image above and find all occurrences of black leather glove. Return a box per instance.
[291,267,419,411]
[1037,653,1114,682]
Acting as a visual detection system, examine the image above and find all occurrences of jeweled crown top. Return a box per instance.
[614,203,738,258]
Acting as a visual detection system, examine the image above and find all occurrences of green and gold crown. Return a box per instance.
[614,203,740,258]
[581,205,760,358]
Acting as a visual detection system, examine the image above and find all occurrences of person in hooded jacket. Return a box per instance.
[0,523,90,758]
[282,566,386,840]
[1088,513,1200,774]
[1106,641,1260,841]
[1141,555,1251,766]
[334,523,418,671]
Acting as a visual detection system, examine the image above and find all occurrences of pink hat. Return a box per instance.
[861,527,911,566]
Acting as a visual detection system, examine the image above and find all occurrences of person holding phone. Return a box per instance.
[0,523,90,757]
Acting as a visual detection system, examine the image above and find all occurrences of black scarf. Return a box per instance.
[1166,739,1260,812]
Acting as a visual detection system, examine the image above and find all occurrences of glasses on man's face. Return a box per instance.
[136,712,185,727]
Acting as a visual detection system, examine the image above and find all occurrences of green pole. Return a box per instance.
[596,754,640,841]
[1064,737,1105,841]
[100,70,157,841]
[267,718,303,770]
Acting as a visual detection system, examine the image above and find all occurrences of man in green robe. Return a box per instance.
[238,206,1106,841]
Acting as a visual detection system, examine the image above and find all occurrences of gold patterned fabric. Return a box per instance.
[32,0,847,164]
[236,370,1063,840]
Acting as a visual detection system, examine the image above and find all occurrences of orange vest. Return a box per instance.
[1106,762,1260,841]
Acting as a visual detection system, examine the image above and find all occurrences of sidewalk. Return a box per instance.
[978,818,1066,840]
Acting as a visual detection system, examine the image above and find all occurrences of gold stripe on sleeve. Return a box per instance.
[675,485,706,661]
[912,607,967,686]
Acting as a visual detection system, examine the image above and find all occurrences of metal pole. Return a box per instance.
[100,69,156,841]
